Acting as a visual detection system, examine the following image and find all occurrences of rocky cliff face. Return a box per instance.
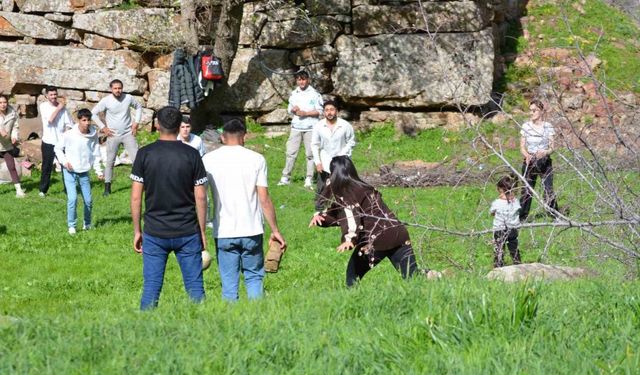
[0,0,524,129]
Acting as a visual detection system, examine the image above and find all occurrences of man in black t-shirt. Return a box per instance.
[130,106,208,310]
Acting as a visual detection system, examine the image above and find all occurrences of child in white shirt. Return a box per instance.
[489,176,521,267]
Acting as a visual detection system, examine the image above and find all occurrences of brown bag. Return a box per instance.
[264,240,284,273]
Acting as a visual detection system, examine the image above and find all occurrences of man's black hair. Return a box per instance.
[323,100,338,109]
[156,106,182,133]
[45,86,57,93]
[222,118,247,135]
[110,79,123,88]
[77,108,92,119]
[294,70,309,80]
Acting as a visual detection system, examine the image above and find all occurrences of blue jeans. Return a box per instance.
[215,234,264,301]
[63,169,92,228]
[141,232,205,310]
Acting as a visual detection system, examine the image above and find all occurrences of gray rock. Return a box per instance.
[0,42,147,94]
[85,90,108,102]
[225,48,295,112]
[0,11,67,40]
[1,0,13,12]
[146,70,170,110]
[238,5,268,46]
[360,110,480,131]
[290,45,337,65]
[486,263,595,282]
[44,13,72,23]
[332,30,495,107]
[257,108,290,124]
[57,89,84,100]
[353,2,491,36]
[73,8,182,49]
[64,28,80,41]
[258,16,342,48]
[14,0,123,13]
[13,94,35,105]
[305,63,333,93]
[305,0,350,15]
[83,33,121,50]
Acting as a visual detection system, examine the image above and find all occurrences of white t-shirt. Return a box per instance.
[202,145,268,238]
[287,85,323,131]
[490,198,521,230]
[178,133,206,157]
[39,101,73,145]
[521,121,555,154]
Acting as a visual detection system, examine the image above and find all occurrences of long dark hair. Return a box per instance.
[328,156,373,197]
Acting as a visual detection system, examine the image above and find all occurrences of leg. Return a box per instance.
[239,234,265,300]
[345,249,383,287]
[39,142,55,194]
[122,133,139,164]
[540,158,558,216]
[301,130,314,179]
[493,230,506,267]
[77,172,92,228]
[314,171,330,211]
[215,237,242,301]
[519,161,538,221]
[507,228,521,264]
[63,169,78,229]
[104,135,121,184]
[2,152,20,183]
[387,243,418,279]
[173,233,205,304]
[281,129,303,179]
[140,233,170,310]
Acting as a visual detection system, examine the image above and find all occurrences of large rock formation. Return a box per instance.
[14,0,122,13]
[0,12,68,39]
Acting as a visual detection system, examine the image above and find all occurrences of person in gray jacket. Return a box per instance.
[91,79,142,196]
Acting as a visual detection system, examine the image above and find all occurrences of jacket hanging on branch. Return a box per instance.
[168,48,204,110]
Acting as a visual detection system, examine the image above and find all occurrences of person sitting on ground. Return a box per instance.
[519,99,559,221]
[490,175,521,268]
[0,95,25,197]
[309,155,420,287]
[54,109,104,235]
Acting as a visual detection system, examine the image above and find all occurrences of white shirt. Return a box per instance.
[54,124,103,175]
[202,145,268,238]
[91,94,143,136]
[39,101,73,145]
[178,133,206,157]
[490,198,521,230]
[287,85,323,131]
[521,121,555,154]
[311,118,356,172]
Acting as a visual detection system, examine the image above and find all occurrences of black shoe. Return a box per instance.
[103,182,111,197]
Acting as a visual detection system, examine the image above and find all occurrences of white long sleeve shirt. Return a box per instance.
[311,118,356,172]
[287,85,323,131]
[39,101,73,145]
[91,94,142,136]
[54,124,103,175]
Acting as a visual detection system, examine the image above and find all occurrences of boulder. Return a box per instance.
[73,8,182,49]
[0,42,147,94]
[146,69,170,110]
[153,53,173,69]
[486,263,595,282]
[238,4,268,46]
[224,48,296,112]
[83,33,121,50]
[353,2,491,36]
[258,16,342,48]
[17,138,41,162]
[333,30,495,107]
[290,45,337,65]
[85,91,109,102]
[44,13,73,23]
[14,0,122,13]
[305,63,333,93]
[13,94,35,105]
[360,110,480,130]
[305,0,350,15]
[2,0,13,11]
[0,11,68,40]
[17,117,40,141]
[57,89,84,101]
[257,108,290,125]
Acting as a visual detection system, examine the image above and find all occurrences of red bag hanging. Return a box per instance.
[201,54,224,81]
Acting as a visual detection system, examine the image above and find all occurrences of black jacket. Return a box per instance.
[168,49,204,110]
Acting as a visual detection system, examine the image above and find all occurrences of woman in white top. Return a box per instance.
[0,95,25,197]
[519,99,558,220]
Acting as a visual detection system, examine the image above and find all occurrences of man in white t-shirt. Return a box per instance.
[202,118,286,301]
[39,86,73,196]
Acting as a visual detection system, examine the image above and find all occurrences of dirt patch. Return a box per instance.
[364,160,492,188]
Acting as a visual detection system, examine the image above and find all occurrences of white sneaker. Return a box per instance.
[277,177,290,186]
[83,224,91,231]
[304,177,313,189]
[39,192,45,198]
[68,227,76,235]
[16,190,26,198]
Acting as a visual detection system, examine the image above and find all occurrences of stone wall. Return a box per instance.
[0,0,524,131]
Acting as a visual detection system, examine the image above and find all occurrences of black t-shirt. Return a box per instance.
[130,140,208,238]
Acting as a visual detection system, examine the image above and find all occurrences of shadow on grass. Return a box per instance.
[0,225,6,234]
[95,215,131,227]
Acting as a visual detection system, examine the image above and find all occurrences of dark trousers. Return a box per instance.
[346,243,417,287]
[519,156,558,220]
[314,170,330,211]
[39,142,56,194]
[493,228,520,267]
[0,149,19,183]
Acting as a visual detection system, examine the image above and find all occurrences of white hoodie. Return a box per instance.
[54,124,103,175]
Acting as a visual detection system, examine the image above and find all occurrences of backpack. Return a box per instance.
[200,53,224,81]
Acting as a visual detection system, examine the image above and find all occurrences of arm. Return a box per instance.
[537,127,555,158]
[54,134,69,170]
[91,100,107,130]
[10,111,19,144]
[131,181,144,253]
[520,136,531,164]
[310,126,322,171]
[257,186,287,250]
[194,184,208,251]
[340,124,356,156]
[48,102,65,125]
[131,96,143,136]
[91,135,104,178]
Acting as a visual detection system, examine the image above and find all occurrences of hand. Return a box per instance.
[535,150,547,159]
[270,231,287,252]
[132,123,138,137]
[200,232,207,252]
[97,174,105,181]
[524,153,532,165]
[103,127,114,137]
[292,105,300,113]
[336,241,354,253]
[0,129,7,138]
[11,137,18,145]
[65,162,73,171]
[308,214,325,227]
[315,163,323,173]
[133,231,143,253]
[57,98,66,108]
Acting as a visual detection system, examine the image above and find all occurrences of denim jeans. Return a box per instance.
[141,232,205,310]
[63,169,92,228]
[215,234,264,301]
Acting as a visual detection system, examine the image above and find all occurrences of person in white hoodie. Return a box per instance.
[55,109,104,235]
[278,71,323,189]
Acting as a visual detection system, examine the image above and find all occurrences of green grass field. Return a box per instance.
[1,124,639,374]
